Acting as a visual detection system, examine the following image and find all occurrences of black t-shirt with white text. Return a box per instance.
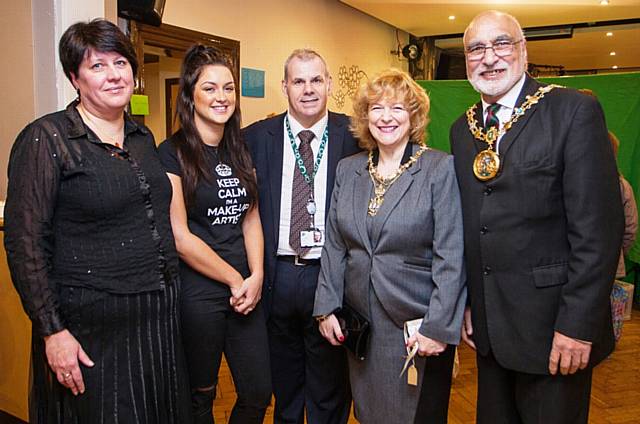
[159,132,251,298]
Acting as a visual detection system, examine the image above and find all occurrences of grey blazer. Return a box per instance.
[313,145,466,345]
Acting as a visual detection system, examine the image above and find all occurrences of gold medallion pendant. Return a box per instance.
[473,149,501,181]
[465,84,562,182]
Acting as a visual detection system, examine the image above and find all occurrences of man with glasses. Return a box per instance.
[450,10,623,423]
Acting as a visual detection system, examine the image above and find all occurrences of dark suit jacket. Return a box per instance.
[243,112,361,317]
[449,75,624,374]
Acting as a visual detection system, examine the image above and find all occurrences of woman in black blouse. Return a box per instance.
[4,19,191,423]
[158,45,271,424]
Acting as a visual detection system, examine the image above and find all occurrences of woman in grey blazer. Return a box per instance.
[313,69,466,424]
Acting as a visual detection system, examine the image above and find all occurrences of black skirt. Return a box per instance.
[30,282,192,423]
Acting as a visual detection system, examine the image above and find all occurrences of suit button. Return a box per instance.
[480,226,488,235]
[484,187,493,195]
[483,266,492,275]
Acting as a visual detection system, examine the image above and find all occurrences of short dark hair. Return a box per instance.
[59,19,138,83]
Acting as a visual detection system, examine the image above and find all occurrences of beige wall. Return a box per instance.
[0,3,36,200]
[145,57,182,142]
[162,0,409,126]
[0,3,35,418]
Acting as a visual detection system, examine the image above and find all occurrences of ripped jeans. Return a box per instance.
[181,294,272,424]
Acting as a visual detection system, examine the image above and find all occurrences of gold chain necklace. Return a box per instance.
[466,84,562,181]
[367,144,428,216]
[77,104,125,148]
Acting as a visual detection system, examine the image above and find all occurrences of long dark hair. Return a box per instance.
[175,44,257,209]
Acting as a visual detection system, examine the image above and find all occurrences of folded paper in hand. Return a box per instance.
[401,318,423,383]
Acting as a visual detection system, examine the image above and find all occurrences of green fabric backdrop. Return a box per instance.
[417,72,640,263]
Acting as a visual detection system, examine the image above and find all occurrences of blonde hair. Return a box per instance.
[350,68,430,150]
[608,131,619,157]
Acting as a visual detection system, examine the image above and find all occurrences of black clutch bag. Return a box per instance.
[335,303,370,361]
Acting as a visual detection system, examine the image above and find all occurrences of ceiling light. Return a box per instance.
[606,32,613,36]
[610,51,616,56]
[448,15,455,21]
[600,0,609,5]
[612,65,618,69]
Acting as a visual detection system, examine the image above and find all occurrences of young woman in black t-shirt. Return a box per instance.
[158,44,271,424]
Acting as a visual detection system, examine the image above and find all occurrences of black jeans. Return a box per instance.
[181,293,272,424]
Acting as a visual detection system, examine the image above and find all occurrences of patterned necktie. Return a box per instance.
[485,103,501,129]
[289,130,316,256]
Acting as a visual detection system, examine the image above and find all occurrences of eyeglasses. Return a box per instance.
[465,39,523,61]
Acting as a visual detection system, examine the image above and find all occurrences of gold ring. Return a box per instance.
[63,372,71,379]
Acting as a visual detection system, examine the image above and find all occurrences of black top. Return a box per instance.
[4,102,179,337]
[158,132,251,298]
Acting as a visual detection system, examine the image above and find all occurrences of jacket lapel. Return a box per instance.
[325,111,345,214]
[497,75,542,157]
[266,114,285,251]
[353,159,373,255]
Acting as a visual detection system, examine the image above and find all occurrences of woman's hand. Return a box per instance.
[407,332,446,357]
[44,329,95,395]
[230,273,263,315]
[318,314,345,346]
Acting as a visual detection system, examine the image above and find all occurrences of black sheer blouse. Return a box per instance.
[4,102,179,337]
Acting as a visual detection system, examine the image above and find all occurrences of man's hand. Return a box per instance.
[548,331,592,375]
[461,306,476,350]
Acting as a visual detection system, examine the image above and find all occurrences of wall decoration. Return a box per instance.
[331,65,367,109]
[242,68,265,98]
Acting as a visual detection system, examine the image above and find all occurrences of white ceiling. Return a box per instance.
[340,0,640,71]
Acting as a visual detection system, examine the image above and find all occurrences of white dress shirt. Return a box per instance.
[481,73,526,153]
[277,112,329,259]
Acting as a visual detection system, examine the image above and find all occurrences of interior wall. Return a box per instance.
[145,57,182,142]
[0,2,35,421]
[0,3,36,200]
[162,0,410,126]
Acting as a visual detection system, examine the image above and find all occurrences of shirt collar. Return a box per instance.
[65,100,149,142]
[481,73,527,113]
[286,112,328,143]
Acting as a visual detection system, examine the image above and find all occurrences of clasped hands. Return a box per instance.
[229,273,262,315]
[460,307,592,375]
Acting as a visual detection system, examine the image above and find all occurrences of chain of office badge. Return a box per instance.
[466,84,562,181]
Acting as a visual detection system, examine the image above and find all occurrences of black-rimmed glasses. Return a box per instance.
[465,39,523,61]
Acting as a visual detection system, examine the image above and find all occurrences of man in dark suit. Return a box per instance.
[243,49,359,424]
[450,10,624,424]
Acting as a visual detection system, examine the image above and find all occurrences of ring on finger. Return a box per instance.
[63,372,72,379]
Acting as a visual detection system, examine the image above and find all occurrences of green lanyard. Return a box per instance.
[285,116,328,186]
